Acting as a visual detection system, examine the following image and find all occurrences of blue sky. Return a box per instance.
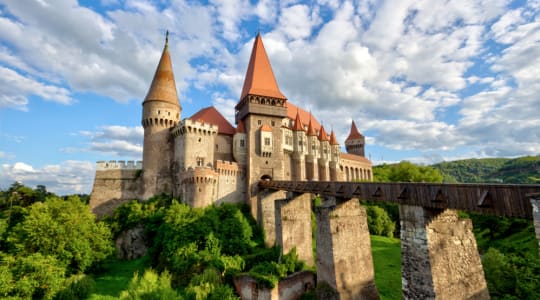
[1,0,539,194]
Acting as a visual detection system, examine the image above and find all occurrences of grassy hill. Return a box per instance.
[432,155,540,184]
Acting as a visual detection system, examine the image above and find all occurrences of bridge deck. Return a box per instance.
[258,180,540,218]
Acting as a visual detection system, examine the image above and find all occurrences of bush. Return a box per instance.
[365,205,395,237]
[119,269,182,300]
[54,274,95,300]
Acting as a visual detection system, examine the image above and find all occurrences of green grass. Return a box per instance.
[371,235,402,300]
[88,256,150,299]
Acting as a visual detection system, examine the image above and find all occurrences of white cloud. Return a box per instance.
[0,160,95,195]
[73,125,143,158]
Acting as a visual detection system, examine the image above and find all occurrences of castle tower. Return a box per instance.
[233,120,247,165]
[291,111,306,180]
[318,126,330,180]
[141,32,181,198]
[329,130,340,181]
[235,33,288,212]
[305,117,319,180]
[345,120,365,157]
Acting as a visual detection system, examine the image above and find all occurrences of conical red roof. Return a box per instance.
[318,126,329,141]
[329,130,339,145]
[239,34,287,101]
[307,118,317,136]
[346,121,364,141]
[292,111,304,131]
[144,32,180,107]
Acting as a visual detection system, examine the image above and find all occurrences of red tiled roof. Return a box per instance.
[260,124,272,132]
[236,119,246,133]
[239,34,287,101]
[329,130,339,145]
[340,153,371,164]
[292,111,304,131]
[189,106,235,135]
[144,34,180,107]
[318,125,329,141]
[346,120,364,141]
[286,102,321,132]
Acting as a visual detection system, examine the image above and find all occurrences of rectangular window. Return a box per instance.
[258,120,262,125]
[271,121,275,126]
[240,140,245,147]
[264,137,271,146]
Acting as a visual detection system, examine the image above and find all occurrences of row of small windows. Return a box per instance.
[142,118,175,127]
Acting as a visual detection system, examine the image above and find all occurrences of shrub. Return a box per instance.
[119,269,182,300]
[54,274,95,300]
[365,205,395,237]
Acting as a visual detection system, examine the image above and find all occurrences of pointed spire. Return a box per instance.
[292,111,304,131]
[239,34,287,101]
[236,120,246,133]
[329,130,339,145]
[346,120,364,141]
[318,125,329,141]
[307,117,317,136]
[143,31,180,107]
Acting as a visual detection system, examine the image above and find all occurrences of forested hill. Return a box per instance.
[432,155,540,184]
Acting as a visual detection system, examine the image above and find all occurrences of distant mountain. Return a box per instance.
[432,156,540,184]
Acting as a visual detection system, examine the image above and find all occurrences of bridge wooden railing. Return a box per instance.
[258,180,540,218]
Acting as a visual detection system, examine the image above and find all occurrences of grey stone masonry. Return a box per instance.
[257,189,287,247]
[275,192,314,266]
[400,205,489,300]
[530,197,540,256]
[315,197,379,300]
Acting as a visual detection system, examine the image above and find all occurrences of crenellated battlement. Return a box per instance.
[96,160,142,170]
[171,118,218,137]
[182,167,218,184]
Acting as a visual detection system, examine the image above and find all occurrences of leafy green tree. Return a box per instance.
[365,206,395,237]
[374,161,443,183]
[8,196,113,274]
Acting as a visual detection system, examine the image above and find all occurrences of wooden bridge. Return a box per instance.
[255,180,540,300]
[259,180,540,218]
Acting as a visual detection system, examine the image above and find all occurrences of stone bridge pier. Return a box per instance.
[316,197,379,300]
[400,205,489,299]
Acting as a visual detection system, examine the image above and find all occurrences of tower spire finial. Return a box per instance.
[166,30,169,44]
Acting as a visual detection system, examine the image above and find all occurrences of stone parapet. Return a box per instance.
[96,160,142,170]
[234,271,315,300]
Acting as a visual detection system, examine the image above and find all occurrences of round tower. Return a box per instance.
[345,120,365,157]
[141,32,181,198]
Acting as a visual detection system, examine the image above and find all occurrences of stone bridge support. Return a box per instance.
[258,189,287,247]
[400,205,489,300]
[530,196,540,256]
[315,197,379,300]
[275,192,314,266]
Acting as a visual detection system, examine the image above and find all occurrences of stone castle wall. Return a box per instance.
[90,163,143,217]
[215,160,245,204]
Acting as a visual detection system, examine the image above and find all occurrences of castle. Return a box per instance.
[89,33,372,216]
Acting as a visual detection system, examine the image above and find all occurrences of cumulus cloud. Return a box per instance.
[1,0,539,166]
[0,161,95,195]
[75,125,143,158]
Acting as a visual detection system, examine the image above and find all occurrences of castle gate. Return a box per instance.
[258,180,540,300]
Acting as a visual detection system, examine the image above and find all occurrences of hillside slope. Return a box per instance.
[432,155,540,184]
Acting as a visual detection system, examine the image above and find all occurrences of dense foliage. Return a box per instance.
[433,155,540,183]
[373,161,444,183]
[107,196,308,299]
[0,183,113,299]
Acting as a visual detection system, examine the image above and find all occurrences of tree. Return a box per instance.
[373,161,443,183]
[8,196,113,274]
